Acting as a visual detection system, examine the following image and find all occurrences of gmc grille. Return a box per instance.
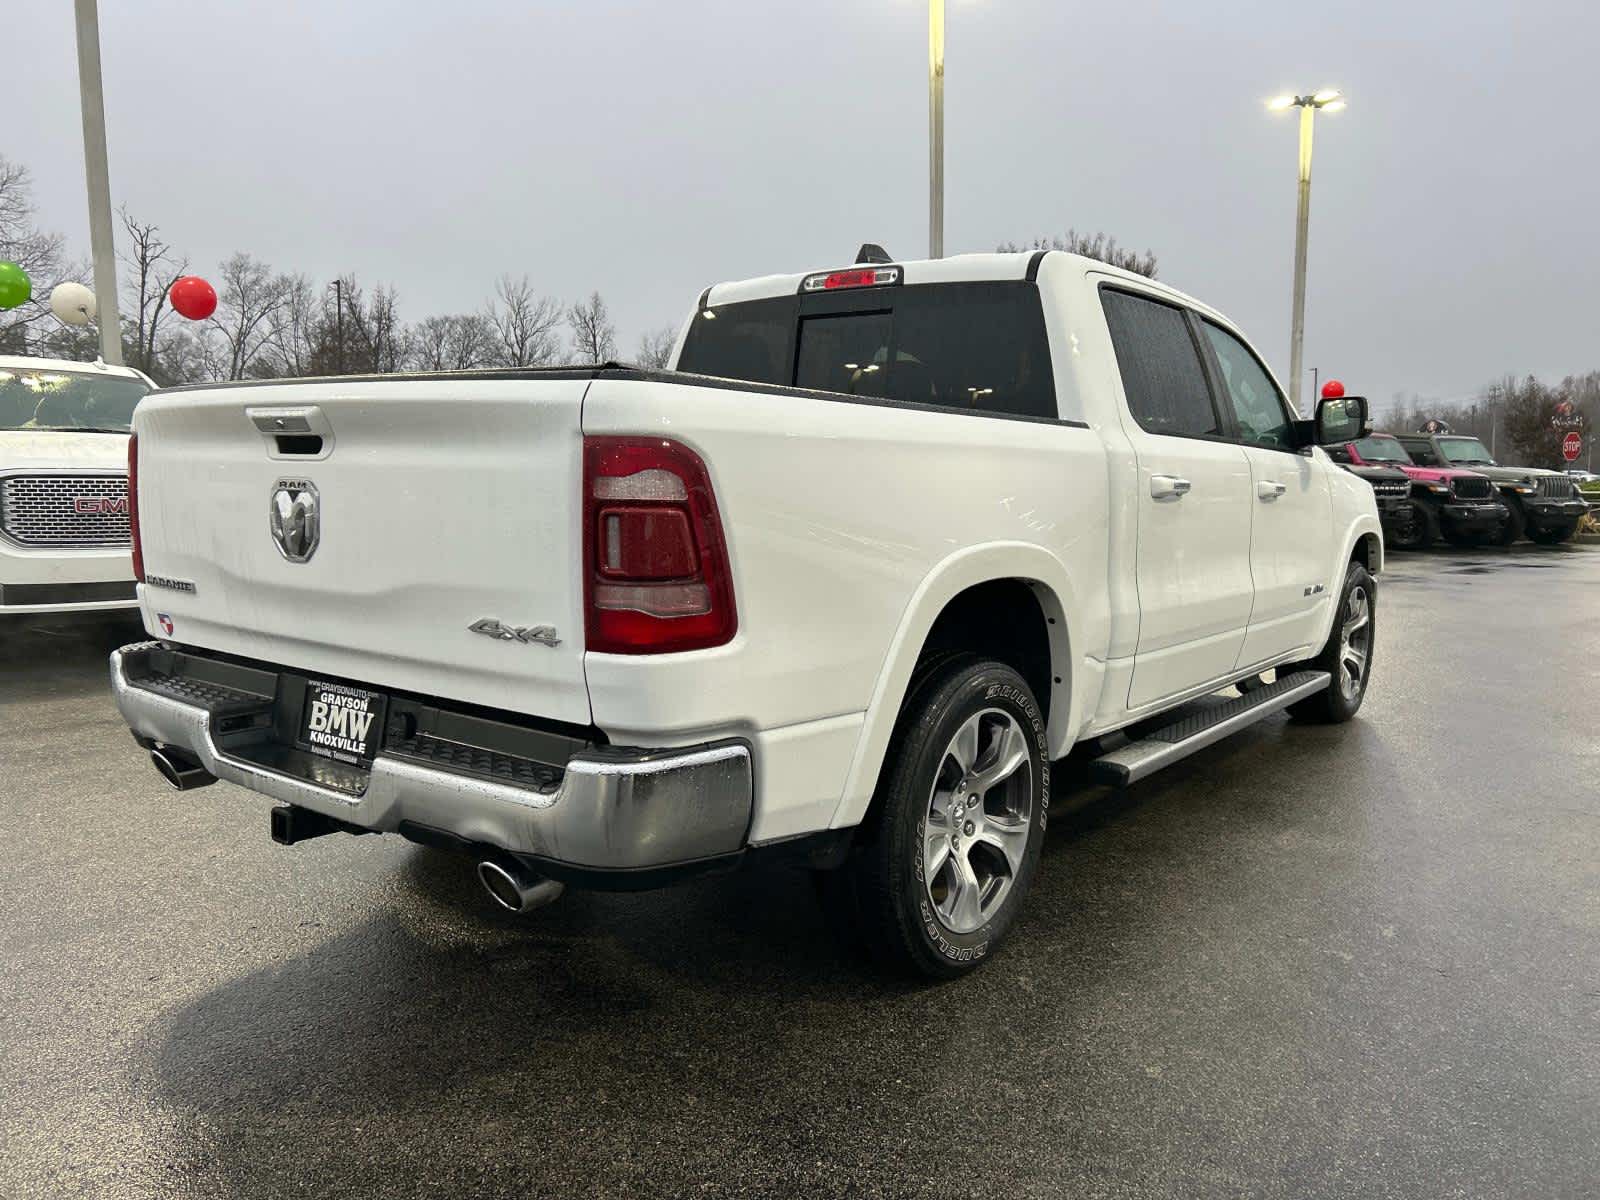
[0,474,131,548]
[1450,476,1493,501]
[1536,475,1578,500]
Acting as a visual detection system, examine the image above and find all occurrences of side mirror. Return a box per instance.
[1315,394,1370,446]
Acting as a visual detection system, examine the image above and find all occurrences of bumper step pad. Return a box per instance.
[386,732,562,793]
[131,672,273,720]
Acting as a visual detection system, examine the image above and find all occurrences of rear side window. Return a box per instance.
[1100,289,1220,438]
[677,282,1057,419]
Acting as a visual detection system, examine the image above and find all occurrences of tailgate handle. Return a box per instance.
[252,412,312,433]
[247,406,334,461]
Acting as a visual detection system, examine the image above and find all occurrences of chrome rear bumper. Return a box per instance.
[110,642,753,874]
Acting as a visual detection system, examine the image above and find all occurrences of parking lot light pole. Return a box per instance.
[929,0,945,259]
[73,0,124,365]
[1268,89,1345,415]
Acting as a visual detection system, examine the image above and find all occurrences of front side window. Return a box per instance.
[1401,440,1441,466]
[1100,289,1220,437]
[1201,322,1295,450]
[676,282,1057,419]
[0,367,149,432]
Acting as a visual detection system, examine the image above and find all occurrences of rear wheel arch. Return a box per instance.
[1352,531,1382,574]
[827,546,1077,834]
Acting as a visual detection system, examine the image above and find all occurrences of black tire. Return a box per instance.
[1388,501,1433,551]
[826,655,1049,979]
[1287,561,1376,724]
[1495,495,1526,546]
[1527,523,1576,545]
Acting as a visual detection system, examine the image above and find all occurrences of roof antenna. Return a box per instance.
[854,243,892,265]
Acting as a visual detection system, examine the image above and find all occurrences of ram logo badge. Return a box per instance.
[469,618,561,647]
[269,478,320,563]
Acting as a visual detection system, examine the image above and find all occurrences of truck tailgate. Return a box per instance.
[133,377,592,726]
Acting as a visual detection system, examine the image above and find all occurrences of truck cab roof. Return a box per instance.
[704,250,1213,316]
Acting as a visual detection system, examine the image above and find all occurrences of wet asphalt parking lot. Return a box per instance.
[2,544,1597,1200]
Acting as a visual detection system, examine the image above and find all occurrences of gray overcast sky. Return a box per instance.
[12,0,1598,408]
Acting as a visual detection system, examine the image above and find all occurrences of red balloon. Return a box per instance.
[170,275,217,320]
[1321,379,1346,399]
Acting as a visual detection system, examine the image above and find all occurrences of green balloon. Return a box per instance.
[0,261,30,310]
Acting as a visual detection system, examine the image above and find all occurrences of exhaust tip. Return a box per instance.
[476,859,564,914]
[477,860,526,912]
[150,749,183,789]
[150,747,216,791]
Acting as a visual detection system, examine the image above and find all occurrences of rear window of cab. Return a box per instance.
[676,282,1058,420]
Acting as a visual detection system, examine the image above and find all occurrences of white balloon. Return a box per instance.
[50,281,97,326]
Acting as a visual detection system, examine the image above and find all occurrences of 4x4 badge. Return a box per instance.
[468,618,561,647]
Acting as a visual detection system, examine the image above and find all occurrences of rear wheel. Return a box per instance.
[1288,561,1375,724]
[826,656,1049,979]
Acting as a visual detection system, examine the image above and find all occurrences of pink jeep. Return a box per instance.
[1336,434,1506,548]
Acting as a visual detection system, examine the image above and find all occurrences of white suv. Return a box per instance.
[0,355,152,614]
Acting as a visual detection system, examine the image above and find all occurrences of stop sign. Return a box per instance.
[1563,431,1582,461]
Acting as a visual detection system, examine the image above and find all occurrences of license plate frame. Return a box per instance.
[297,680,388,766]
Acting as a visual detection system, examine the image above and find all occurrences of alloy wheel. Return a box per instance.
[1338,586,1371,701]
[921,708,1033,935]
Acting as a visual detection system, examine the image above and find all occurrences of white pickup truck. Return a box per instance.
[2,356,152,614]
[112,250,1381,977]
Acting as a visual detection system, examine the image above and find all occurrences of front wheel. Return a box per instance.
[1528,523,1577,545]
[1495,496,1527,546]
[827,655,1049,979]
[1387,501,1433,551]
[1288,561,1376,724]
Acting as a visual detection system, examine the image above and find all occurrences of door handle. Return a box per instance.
[1257,480,1287,501]
[1151,474,1192,500]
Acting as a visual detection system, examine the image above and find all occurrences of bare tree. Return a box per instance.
[117,206,187,381]
[0,156,75,353]
[300,276,406,376]
[486,274,561,367]
[635,325,677,370]
[568,290,617,364]
[208,252,291,379]
[261,274,318,378]
[998,230,1158,279]
[350,281,405,373]
[409,313,495,371]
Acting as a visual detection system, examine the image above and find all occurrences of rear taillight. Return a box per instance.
[583,437,735,654]
[127,432,144,583]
